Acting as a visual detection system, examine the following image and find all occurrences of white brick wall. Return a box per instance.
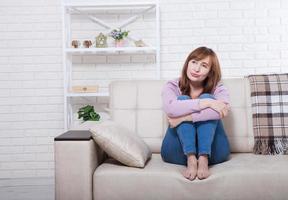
[160,0,288,78]
[0,0,288,179]
[0,0,63,179]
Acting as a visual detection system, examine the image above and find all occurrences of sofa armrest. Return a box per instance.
[54,130,106,200]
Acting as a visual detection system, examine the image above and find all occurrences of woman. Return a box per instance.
[161,46,231,181]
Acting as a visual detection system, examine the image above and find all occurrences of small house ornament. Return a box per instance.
[96,33,107,48]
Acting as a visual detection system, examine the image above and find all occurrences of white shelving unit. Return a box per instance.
[62,1,160,130]
[65,47,157,54]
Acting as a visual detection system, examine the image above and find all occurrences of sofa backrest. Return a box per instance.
[109,78,254,153]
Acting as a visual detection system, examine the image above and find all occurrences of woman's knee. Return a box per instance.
[199,93,215,100]
[177,95,191,100]
[194,118,219,128]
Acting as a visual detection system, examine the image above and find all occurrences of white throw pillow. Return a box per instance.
[90,120,152,168]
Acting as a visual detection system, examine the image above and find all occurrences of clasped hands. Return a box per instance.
[167,99,230,128]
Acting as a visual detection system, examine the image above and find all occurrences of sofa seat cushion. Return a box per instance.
[93,153,288,200]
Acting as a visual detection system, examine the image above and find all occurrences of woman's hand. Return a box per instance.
[207,99,230,118]
[167,115,192,128]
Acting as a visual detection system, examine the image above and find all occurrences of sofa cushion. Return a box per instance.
[93,153,288,200]
[90,120,152,168]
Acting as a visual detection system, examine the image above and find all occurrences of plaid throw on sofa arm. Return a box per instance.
[247,73,288,155]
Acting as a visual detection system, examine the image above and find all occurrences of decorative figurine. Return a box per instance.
[134,39,146,47]
[71,40,81,48]
[83,40,92,48]
[95,33,107,48]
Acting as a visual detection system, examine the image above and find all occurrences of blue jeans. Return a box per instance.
[161,93,230,166]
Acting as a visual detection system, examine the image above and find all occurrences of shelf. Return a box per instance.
[63,2,156,8]
[66,92,109,97]
[65,47,157,55]
[62,0,160,131]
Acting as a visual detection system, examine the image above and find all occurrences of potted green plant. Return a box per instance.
[77,105,100,122]
[109,28,129,47]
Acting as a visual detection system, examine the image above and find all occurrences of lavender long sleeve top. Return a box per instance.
[161,78,230,122]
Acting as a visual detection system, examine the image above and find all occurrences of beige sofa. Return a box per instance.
[54,78,288,200]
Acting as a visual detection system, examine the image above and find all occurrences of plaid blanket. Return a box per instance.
[247,73,288,155]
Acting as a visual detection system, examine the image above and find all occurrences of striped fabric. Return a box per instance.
[247,73,288,155]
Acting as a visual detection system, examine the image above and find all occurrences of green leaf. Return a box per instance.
[77,105,101,122]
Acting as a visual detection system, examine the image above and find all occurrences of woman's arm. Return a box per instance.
[191,107,223,122]
[162,82,202,118]
[167,114,193,128]
[168,99,229,127]
[191,84,230,122]
[167,84,230,124]
[213,83,230,106]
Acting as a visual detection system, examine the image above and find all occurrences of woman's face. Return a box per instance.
[186,56,212,84]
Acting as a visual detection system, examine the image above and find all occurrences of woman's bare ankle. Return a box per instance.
[197,154,210,180]
[182,153,198,181]
[187,153,197,162]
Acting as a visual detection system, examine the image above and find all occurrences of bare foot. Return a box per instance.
[197,155,210,180]
[182,154,197,181]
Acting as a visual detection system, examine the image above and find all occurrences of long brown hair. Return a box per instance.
[179,46,222,96]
